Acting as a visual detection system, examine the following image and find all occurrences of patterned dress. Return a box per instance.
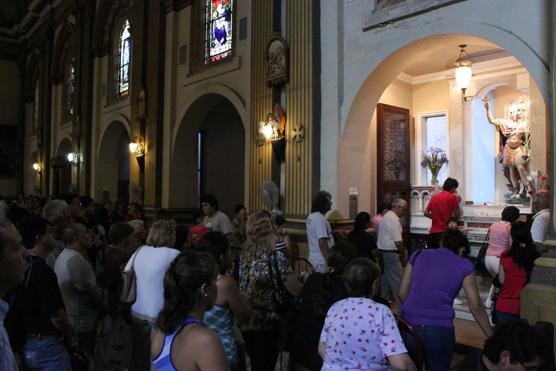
[238,250,291,332]
[204,303,238,368]
[320,297,407,370]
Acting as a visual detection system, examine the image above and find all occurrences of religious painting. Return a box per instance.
[204,0,233,64]
[377,103,411,224]
[0,126,17,178]
[265,35,289,86]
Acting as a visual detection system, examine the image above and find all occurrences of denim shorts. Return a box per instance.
[23,335,72,371]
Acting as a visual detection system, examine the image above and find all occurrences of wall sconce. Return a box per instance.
[67,152,81,165]
[129,137,145,157]
[454,44,472,94]
[32,162,42,173]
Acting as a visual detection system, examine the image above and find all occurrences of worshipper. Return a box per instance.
[239,210,302,371]
[110,199,128,223]
[10,217,72,370]
[196,232,251,370]
[306,190,335,272]
[424,177,461,249]
[125,200,146,222]
[154,208,174,221]
[151,251,229,371]
[189,210,209,247]
[377,198,407,310]
[318,258,416,371]
[201,194,234,240]
[455,319,547,371]
[42,198,70,268]
[347,211,378,260]
[485,206,520,309]
[272,214,290,254]
[399,228,493,371]
[174,223,190,251]
[447,217,470,257]
[495,222,540,325]
[0,219,26,371]
[54,222,104,355]
[371,202,390,237]
[289,241,357,371]
[101,222,139,309]
[128,218,147,244]
[124,218,180,371]
[231,204,247,234]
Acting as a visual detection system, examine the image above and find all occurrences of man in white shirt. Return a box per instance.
[377,198,407,310]
[306,191,335,272]
[201,194,234,241]
[531,190,550,252]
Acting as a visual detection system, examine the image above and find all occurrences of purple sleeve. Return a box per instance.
[461,258,474,279]
[408,250,422,266]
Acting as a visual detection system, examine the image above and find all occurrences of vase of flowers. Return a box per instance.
[421,147,449,185]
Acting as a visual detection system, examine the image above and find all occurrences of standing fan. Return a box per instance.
[261,180,281,214]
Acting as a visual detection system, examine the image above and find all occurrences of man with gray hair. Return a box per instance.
[42,199,69,268]
[377,198,407,310]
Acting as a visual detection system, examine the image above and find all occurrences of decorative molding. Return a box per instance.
[395,56,527,86]
[265,34,289,86]
[164,0,191,13]
[183,56,241,86]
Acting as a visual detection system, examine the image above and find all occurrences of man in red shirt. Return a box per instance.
[424,177,461,248]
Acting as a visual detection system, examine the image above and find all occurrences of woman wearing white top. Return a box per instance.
[124,219,180,371]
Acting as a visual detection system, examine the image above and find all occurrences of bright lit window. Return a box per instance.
[116,19,131,96]
[422,114,448,184]
[204,0,233,64]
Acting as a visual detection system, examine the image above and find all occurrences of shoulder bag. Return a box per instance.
[119,247,143,304]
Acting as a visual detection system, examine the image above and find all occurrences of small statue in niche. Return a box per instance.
[483,96,531,199]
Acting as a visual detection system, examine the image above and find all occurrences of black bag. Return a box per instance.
[474,230,490,274]
[267,252,300,351]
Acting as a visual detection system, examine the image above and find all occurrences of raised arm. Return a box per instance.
[482,97,498,127]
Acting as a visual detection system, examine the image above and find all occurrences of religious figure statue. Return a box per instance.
[483,96,531,199]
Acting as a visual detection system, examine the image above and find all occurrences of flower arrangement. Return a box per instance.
[421,147,449,185]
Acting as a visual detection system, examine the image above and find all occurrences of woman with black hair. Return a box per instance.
[151,250,230,371]
[495,221,540,325]
[347,212,378,260]
[289,241,357,370]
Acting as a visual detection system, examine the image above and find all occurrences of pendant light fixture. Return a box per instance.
[454,44,472,93]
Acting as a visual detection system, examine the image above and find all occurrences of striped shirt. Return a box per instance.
[0,299,18,371]
[487,221,511,256]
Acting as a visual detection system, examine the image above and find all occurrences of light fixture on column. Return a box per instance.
[32,162,42,173]
[67,152,81,165]
[129,136,145,157]
[454,44,472,94]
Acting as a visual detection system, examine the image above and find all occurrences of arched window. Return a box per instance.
[63,57,76,121]
[204,0,233,64]
[115,19,131,97]
[33,81,39,134]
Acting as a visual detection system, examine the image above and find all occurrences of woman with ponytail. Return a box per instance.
[151,251,230,371]
[495,221,540,325]
[289,241,357,371]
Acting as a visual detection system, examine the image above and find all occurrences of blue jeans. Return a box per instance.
[405,324,454,371]
[379,252,404,309]
[23,335,72,371]
[495,310,520,326]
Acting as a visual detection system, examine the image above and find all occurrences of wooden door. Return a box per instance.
[376,103,411,228]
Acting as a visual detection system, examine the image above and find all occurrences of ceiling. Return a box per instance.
[402,39,510,76]
[0,1,29,29]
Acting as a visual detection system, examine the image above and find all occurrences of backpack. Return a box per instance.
[94,311,133,369]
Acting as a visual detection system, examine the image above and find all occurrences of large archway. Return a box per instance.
[170,94,245,217]
[95,121,130,203]
[337,33,549,215]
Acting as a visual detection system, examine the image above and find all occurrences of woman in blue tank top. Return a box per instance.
[151,251,230,371]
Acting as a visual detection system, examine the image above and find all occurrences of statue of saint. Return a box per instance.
[483,96,531,199]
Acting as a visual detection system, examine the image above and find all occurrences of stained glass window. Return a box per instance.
[116,19,131,96]
[204,0,233,64]
[65,58,75,118]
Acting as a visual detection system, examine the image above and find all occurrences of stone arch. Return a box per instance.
[169,92,246,215]
[56,137,73,157]
[95,120,131,202]
[51,22,77,84]
[92,0,134,57]
[338,28,549,214]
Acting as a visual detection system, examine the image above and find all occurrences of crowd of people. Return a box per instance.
[0,186,552,371]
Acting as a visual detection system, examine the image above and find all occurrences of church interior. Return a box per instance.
[0,0,555,369]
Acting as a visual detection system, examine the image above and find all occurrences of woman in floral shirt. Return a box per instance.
[319,258,416,370]
[239,210,300,371]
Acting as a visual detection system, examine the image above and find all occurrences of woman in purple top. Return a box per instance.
[319,258,416,371]
[399,229,493,371]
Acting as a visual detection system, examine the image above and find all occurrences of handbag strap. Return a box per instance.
[128,246,144,273]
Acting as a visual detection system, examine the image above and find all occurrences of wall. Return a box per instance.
[323,0,550,215]
[0,59,21,197]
